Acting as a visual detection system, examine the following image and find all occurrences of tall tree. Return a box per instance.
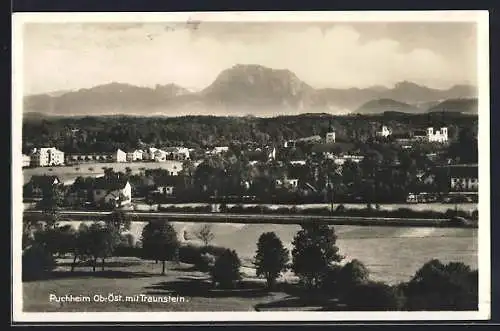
[291,223,343,289]
[254,232,289,289]
[141,221,179,275]
[84,222,116,272]
[194,224,215,247]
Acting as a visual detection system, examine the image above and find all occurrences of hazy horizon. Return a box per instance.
[23,21,478,96]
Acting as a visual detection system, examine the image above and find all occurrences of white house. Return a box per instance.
[22,154,31,167]
[427,127,448,143]
[376,125,392,138]
[112,149,127,163]
[153,149,168,162]
[153,176,182,196]
[290,160,307,166]
[175,147,190,160]
[126,149,143,162]
[333,154,365,166]
[164,147,190,160]
[268,147,277,160]
[211,146,229,155]
[30,147,65,167]
[92,176,132,207]
[284,140,296,148]
[144,147,158,161]
[276,178,299,189]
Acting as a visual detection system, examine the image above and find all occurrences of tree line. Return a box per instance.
[22,113,477,154]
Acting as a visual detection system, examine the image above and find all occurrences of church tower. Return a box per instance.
[326,121,336,144]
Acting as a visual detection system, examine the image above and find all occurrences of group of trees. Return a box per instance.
[252,223,477,310]
[22,210,131,278]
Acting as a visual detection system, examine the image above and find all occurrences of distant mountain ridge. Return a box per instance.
[24,64,477,116]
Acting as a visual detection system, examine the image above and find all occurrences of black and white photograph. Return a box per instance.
[12,11,490,322]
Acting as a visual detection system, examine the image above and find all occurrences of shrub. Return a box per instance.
[197,253,216,272]
[22,243,56,281]
[178,244,227,269]
[403,259,478,310]
[210,249,242,289]
[344,281,406,310]
[320,264,343,295]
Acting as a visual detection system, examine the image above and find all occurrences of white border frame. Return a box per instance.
[11,10,491,322]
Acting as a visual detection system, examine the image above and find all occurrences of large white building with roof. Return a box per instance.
[30,147,65,167]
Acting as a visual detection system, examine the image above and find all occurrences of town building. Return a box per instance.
[284,140,296,148]
[152,175,185,196]
[268,147,277,160]
[144,147,158,161]
[427,127,448,143]
[447,164,478,192]
[22,154,31,167]
[412,127,448,143]
[290,160,307,166]
[376,125,392,138]
[112,149,127,163]
[153,149,168,162]
[208,146,229,155]
[333,154,365,166]
[325,125,336,144]
[126,149,144,162]
[276,178,299,190]
[92,175,132,207]
[164,147,190,160]
[30,147,65,167]
[66,153,113,164]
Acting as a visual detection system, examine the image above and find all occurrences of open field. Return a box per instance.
[50,221,477,285]
[23,257,290,312]
[23,221,478,312]
[22,161,184,185]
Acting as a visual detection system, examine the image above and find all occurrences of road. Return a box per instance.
[22,210,476,228]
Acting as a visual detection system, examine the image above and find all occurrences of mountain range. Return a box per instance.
[23,64,478,117]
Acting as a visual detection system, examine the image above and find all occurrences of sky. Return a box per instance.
[22,21,478,95]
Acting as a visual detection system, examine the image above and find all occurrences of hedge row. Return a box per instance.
[155,204,477,220]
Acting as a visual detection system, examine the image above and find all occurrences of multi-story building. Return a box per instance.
[30,147,65,167]
[427,127,448,143]
[126,149,144,162]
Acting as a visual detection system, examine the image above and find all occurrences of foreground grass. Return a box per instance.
[23,257,291,312]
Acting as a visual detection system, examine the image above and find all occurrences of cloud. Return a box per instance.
[22,22,477,95]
